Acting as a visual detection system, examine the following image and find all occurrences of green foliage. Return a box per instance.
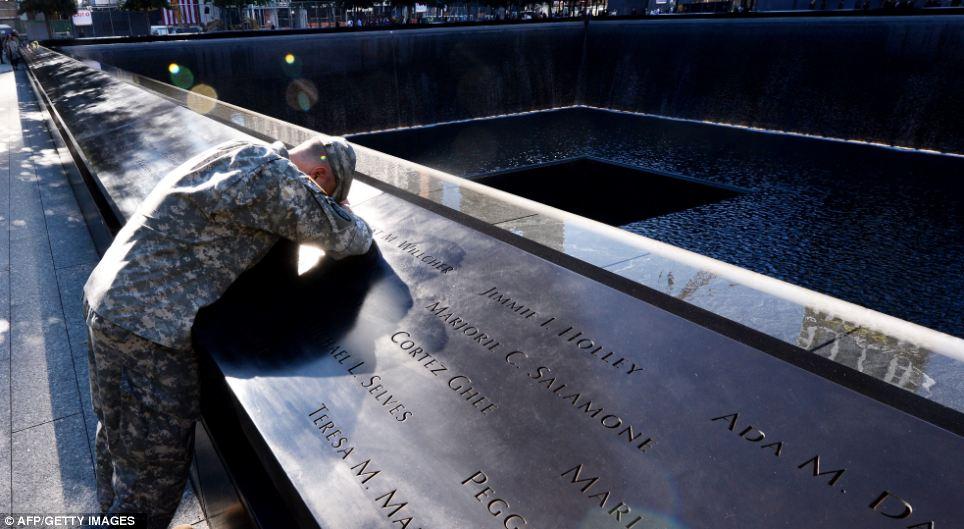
[17,0,78,18]
[120,0,171,11]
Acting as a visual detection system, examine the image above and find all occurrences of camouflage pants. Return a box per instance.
[84,301,200,529]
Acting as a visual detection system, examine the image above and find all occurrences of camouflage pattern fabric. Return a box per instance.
[84,301,197,529]
[322,137,356,204]
[83,139,373,351]
[81,139,372,524]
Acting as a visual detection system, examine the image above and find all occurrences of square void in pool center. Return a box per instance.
[475,158,743,226]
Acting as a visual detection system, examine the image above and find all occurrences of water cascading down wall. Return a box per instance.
[63,15,964,154]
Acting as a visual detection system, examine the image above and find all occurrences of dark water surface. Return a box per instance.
[350,108,964,337]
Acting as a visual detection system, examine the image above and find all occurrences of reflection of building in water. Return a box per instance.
[799,309,934,395]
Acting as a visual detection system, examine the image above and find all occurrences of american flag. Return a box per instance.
[162,0,202,25]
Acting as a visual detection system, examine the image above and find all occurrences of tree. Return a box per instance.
[18,0,77,19]
[120,0,171,11]
[18,0,77,35]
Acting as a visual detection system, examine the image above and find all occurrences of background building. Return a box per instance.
[0,1,20,29]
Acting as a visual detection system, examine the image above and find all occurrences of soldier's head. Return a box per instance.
[289,136,357,203]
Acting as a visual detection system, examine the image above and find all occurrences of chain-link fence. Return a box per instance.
[237,2,587,30]
[77,7,153,37]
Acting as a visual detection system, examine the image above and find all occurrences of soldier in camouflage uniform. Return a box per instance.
[83,137,372,528]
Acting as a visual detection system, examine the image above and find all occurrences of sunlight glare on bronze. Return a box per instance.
[187,84,219,115]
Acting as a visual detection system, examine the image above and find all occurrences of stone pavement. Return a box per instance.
[0,63,208,527]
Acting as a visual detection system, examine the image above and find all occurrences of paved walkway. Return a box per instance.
[0,63,208,526]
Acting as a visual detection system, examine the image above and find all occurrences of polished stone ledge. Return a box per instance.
[39,45,964,412]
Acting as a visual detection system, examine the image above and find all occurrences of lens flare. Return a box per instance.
[186,84,218,115]
[168,63,180,74]
[281,54,302,78]
[286,79,318,112]
[169,65,195,89]
[296,92,311,111]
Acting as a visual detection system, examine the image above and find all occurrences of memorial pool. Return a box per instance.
[29,21,964,529]
[350,107,964,337]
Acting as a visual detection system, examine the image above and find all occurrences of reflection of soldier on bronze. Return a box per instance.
[800,309,933,395]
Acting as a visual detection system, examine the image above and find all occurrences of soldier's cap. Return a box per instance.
[320,136,356,204]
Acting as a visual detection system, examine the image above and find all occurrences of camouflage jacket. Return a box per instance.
[83,140,373,351]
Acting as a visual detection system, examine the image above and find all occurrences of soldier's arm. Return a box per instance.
[216,157,373,260]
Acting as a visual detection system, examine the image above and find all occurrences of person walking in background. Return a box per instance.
[4,31,22,70]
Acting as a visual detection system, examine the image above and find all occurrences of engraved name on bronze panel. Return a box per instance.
[196,190,962,529]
